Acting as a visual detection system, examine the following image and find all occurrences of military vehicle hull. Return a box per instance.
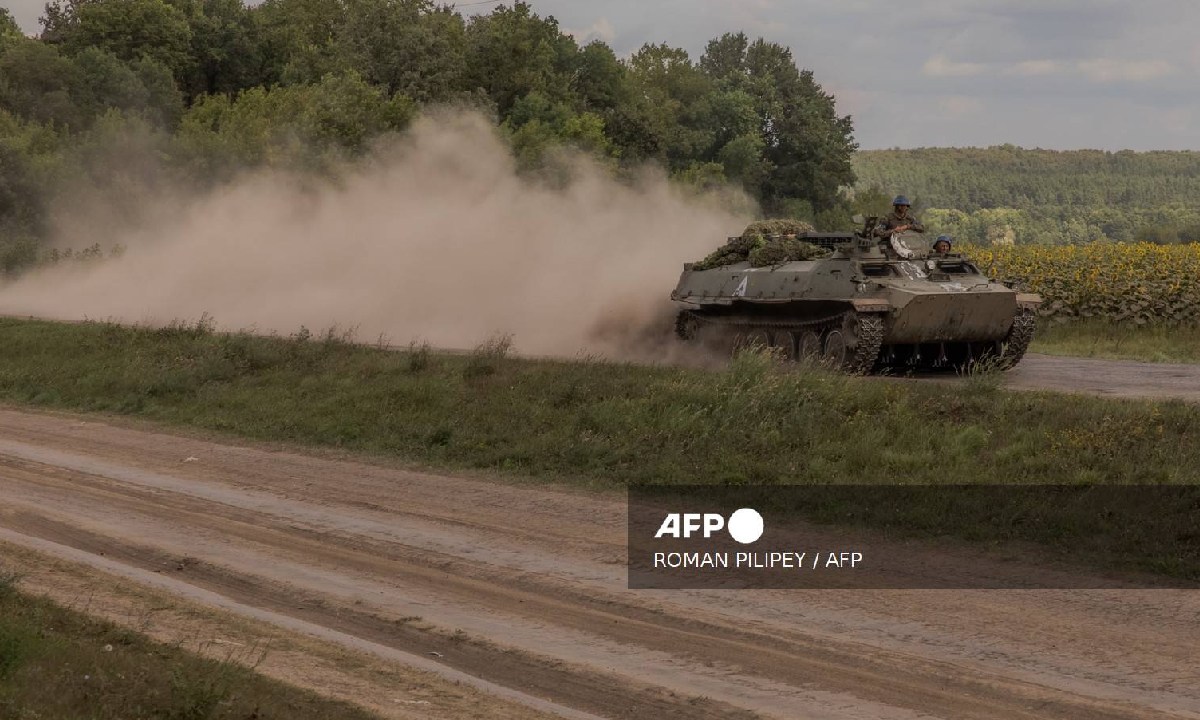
[671,232,1041,373]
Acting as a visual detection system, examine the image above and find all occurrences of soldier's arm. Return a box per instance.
[910,219,926,233]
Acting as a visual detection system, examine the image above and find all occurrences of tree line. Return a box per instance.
[854,146,1200,246]
[0,0,858,272]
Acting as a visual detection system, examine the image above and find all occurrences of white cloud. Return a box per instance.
[1077,58,1174,83]
[946,56,1174,85]
[1006,60,1064,76]
[922,54,988,78]
[563,17,616,45]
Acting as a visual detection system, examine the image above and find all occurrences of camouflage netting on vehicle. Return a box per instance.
[692,219,829,270]
[748,237,829,266]
[741,219,816,239]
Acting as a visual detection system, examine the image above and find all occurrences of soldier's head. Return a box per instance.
[892,195,911,217]
[933,235,952,253]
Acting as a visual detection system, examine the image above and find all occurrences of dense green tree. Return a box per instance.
[502,90,613,169]
[701,33,856,214]
[716,132,768,193]
[37,0,74,43]
[129,55,186,126]
[698,88,757,152]
[0,110,61,269]
[168,0,268,98]
[45,0,196,82]
[0,9,22,45]
[0,39,85,128]
[571,40,625,111]
[72,48,181,124]
[0,137,45,236]
[73,47,149,112]
[463,1,577,116]
[253,0,346,84]
[300,70,415,149]
[0,35,182,130]
[336,0,465,101]
[176,71,414,175]
[623,43,713,168]
[64,109,174,220]
[698,31,748,81]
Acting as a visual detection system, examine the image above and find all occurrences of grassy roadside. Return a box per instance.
[1032,320,1200,363]
[0,571,378,720]
[0,316,1196,580]
[0,316,1196,485]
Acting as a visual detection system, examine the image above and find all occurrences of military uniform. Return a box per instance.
[877,210,925,235]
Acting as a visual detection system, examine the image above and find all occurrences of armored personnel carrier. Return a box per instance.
[671,217,1041,373]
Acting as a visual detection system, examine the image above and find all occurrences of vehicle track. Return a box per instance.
[1003,353,1200,401]
[0,409,1197,719]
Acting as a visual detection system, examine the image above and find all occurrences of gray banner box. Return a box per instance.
[628,485,1200,589]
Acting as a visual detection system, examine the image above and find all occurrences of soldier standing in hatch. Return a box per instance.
[876,195,926,236]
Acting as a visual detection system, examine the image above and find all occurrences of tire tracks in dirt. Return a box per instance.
[0,408,1197,719]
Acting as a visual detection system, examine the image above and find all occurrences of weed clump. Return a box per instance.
[155,313,216,340]
[168,666,231,720]
[0,625,30,681]
[407,340,432,373]
[320,324,358,347]
[0,572,30,683]
[961,354,1005,395]
[281,324,361,369]
[464,334,513,379]
[0,570,18,600]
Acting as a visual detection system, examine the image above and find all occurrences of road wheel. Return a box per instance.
[674,311,699,340]
[734,329,772,354]
[770,331,795,359]
[796,330,822,362]
[822,328,848,366]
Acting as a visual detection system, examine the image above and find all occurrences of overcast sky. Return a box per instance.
[6,0,1197,150]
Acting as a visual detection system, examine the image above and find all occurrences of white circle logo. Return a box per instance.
[727,508,764,544]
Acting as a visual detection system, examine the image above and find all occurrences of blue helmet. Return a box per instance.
[892,195,911,206]
[934,234,953,248]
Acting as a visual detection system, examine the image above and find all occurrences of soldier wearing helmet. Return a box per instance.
[876,195,925,236]
[932,235,953,254]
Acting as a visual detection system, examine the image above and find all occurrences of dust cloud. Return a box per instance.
[0,112,750,359]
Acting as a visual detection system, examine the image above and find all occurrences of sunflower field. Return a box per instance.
[964,243,1200,325]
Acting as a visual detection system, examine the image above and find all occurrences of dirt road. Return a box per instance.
[1,408,1198,719]
[1005,353,1200,402]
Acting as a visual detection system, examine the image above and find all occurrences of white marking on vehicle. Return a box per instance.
[896,261,927,280]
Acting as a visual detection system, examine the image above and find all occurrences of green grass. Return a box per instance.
[0,316,1197,486]
[1032,319,1200,363]
[0,316,1196,579]
[0,573,378,720]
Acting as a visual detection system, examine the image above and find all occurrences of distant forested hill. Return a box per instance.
[853,146,1200,245]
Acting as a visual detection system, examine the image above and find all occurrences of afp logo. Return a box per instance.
[654,508,764,545]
